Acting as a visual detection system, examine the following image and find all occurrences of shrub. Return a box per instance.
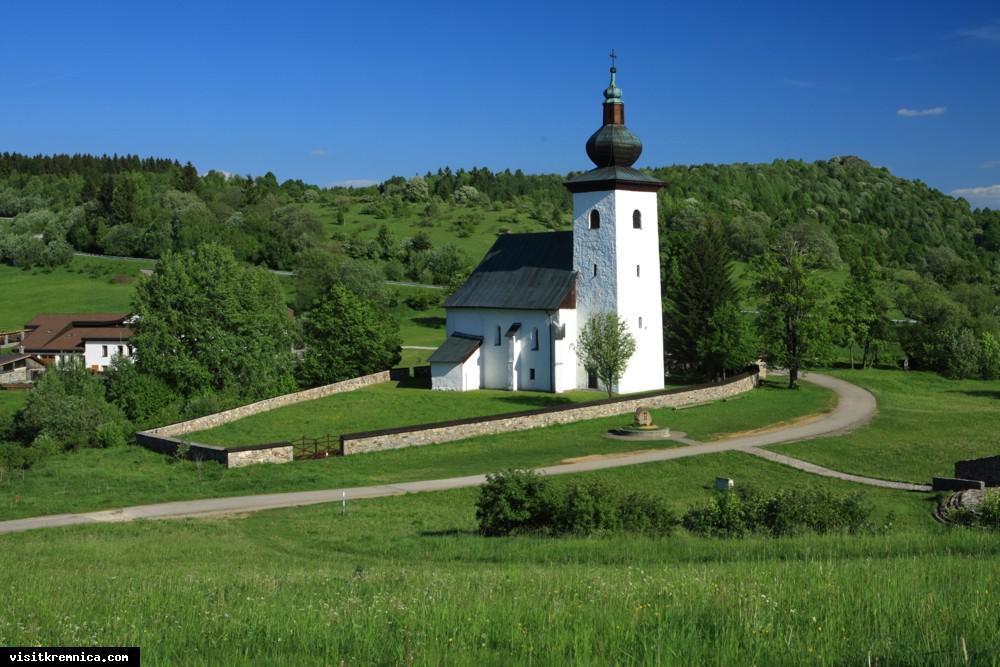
[14,359,129,451]
[475,469,554,537]
[93,421,128,448]
[475,471,677,537]
[682,487,881,538]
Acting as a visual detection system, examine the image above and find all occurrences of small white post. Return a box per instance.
[342,491,347,514]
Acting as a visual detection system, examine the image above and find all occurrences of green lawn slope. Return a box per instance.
[0,380,832,520]
[770,369,1000,483]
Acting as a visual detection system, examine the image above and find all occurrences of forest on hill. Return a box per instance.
[1,152,998,378]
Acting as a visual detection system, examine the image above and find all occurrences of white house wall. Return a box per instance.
[431,362,464,391]
[553,307,579,393]
[445,308,557,392]
[83,340,133,372]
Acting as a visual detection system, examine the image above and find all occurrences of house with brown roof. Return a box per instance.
[19,313,134,372]
[0,352,43,384]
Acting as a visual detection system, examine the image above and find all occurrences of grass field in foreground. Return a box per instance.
[0,380,832,520]
[0,451,989,666]
[769,369,1000,484]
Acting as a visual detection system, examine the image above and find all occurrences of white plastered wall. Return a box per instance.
[571,188,664,394]
[445,308,555,391]
[83,340,133,372]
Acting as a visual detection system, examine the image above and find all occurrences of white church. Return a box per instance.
[429,58,665,395]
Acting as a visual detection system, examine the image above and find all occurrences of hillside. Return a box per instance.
[3,153,998,377]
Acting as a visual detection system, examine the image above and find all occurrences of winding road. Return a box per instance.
[0,372,928,535]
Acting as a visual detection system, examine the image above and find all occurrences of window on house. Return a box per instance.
[633,210,642,229]
[531,327,539,350]
[593,263,598,277]
[494,325,501,346]
[102,345,108,358]
[589,209,600,229]
[529,368,536,380]
[117,345,124,356]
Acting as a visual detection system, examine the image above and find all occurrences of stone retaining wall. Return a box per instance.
[341,369,759,455]
[147,370,390,438]
[134,432,292,469]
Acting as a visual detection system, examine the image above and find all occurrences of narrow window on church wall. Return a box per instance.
[589,209,600,229]
[494,325,501,346]
[636,264,640,277]
[633,210,641,229]
[593,263,597,277]
[639,316,643,329]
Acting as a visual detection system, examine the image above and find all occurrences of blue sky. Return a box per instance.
[3,1,999,207]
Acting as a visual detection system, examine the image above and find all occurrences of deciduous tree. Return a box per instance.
[576,312,637,398]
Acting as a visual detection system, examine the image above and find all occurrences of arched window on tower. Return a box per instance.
[589,209,600,229]
[633,210,642,229]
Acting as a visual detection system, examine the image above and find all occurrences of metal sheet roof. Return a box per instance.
[564,166,663,192]
[444,232,576,311]
[427,334,483,364]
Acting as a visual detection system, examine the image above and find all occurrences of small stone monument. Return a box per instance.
[634,407,655,429]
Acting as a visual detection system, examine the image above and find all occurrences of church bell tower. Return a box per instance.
[565,52,665,394]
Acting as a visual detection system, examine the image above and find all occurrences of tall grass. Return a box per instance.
[0,485,995,666]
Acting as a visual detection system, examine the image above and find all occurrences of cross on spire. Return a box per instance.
[609,48,617,71]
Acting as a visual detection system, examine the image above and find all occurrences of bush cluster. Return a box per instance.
[475,469,678,537]
[681,486,885,538]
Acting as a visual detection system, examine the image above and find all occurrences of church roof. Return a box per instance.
[444,231,576,311]
[428,334,482,364]
[565,165,662,193]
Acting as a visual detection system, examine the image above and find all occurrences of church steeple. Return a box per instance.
[585,51,643,169]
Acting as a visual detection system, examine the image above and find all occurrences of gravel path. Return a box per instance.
[0,372,926,535]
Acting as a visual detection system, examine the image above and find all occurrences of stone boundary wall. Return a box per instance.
[146,370,390,438]
[134,432,293,469]
[341,368,759,455]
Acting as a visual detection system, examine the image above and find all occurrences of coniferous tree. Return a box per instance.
[665,220,752,379]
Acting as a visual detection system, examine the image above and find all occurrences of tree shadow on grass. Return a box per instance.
[491,395,580,410]
[395,376,432,389]
[419,528,479,538]
[947,390,1000,400]
[413,316,446,329]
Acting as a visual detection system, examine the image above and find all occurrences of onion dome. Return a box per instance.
[585,51,643,168]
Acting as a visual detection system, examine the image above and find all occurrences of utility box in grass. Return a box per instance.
[715,477,734,491]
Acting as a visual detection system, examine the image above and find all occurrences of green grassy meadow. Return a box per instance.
[769,369,1000,484]
[308,200,555,262]
[193,377,832,447]
[0,452,993,666]
[0,390,27,426]
[193,381,600,446]
[0,380,832,520]
[0,256,154,330]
